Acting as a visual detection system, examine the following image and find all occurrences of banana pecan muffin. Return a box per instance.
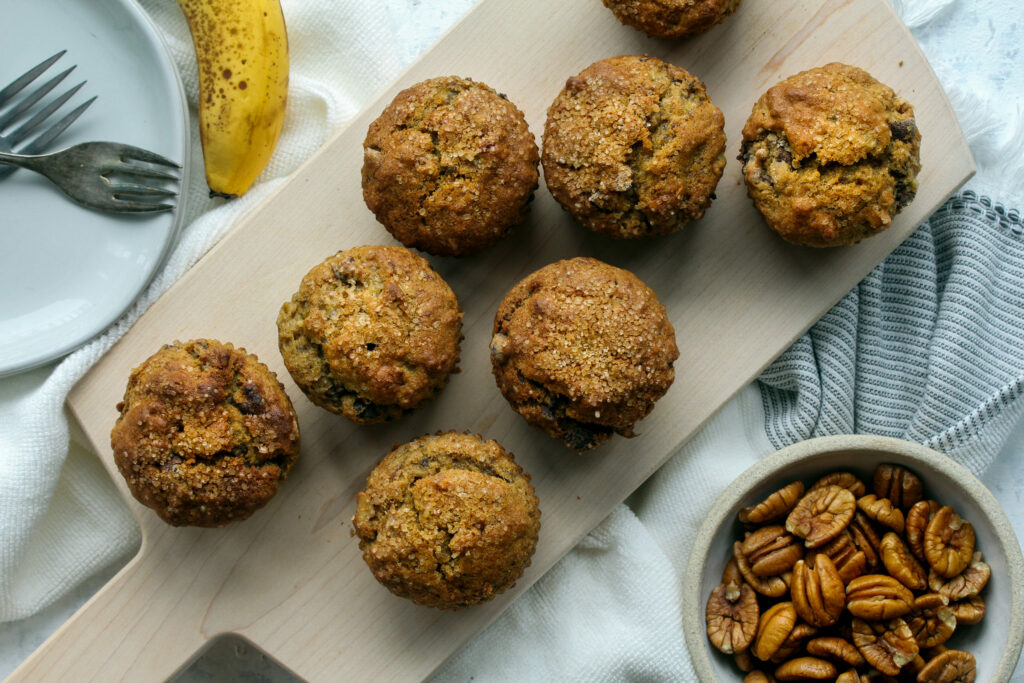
[110,339,301,527]
[277,245,462,423]
[601,0,741,38]
[490,257,678,451]
[361,76,539,256]
[542,55,726,239]
[352,431,541,609]
[739,62,922,247]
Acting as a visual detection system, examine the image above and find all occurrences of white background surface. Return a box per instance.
[1,0,1022,680]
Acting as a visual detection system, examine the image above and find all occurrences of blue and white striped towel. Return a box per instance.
[761,191,1024,475]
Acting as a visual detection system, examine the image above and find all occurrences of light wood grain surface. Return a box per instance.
[13,0,972,680]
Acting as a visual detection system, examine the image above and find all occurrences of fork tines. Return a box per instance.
[0,51,95,178]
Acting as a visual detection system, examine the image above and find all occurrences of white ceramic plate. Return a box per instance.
[0,0,189,376]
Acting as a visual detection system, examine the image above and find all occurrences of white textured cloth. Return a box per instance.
[1,1,1022,681]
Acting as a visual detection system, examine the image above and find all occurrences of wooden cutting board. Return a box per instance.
[13,0,972,680]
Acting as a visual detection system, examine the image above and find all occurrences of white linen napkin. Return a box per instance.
[1,1,1022,681]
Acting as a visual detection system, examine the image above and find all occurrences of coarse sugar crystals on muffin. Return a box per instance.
[602,0,741,38]
[739,62,922,247]
[110,339,301,528]
[352,431,541,609]
[277,245,462,424]
[361,75,539,257]
[490,257,678,452]
[542,55,726,239]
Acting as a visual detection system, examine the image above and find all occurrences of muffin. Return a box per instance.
[601,0,741,38]
[361,76,539,256]
[110,339,300,527]
[277,245,462,423]
[542,55,726,239]
[490,257,678,451]
[739,62,922,247]
[352,431,541,609]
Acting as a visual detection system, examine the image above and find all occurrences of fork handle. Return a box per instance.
[0,150,48,175]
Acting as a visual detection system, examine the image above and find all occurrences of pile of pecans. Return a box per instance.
[705,463,989,682]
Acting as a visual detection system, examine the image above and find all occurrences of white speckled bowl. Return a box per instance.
[682,435,1024,681]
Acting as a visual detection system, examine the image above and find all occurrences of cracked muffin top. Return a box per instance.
[541,55,726,239]
[490,257,678,452]
[361,76,539,257]
[110,339,300,527]
[277,245,462,424]
[601,0,741,38]
[739,62,922,247]
[352,431,541,609]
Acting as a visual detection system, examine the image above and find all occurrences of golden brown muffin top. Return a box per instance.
[278,245,462,417]
[362,76,539,256]
[492,257,678,432]
[742,62,905,166]
[602,0,740,38]
[111,339,300,527]
[352,431,540,609]
[542,55,725,238]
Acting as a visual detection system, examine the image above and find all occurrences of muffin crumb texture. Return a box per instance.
[542,55,726,239]
[740,62,921,247]
[277,245,462,424]
[601,0,741,38]
[110,339,300,527]
[352,432,541,609]
[362,76,539,256]
[491,257,678,451]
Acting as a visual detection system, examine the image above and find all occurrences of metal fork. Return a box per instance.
[0,51,96,179]
[0,142,180,213]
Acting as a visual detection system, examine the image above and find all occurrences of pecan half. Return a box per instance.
[723,557,744,587]
[740,481,805,525]
[849,512,883,570]
[857,494,905,534]
[744,672,773,683]
[907,593,956,649]
[906,499,941,562]
[872,463,923,509]
[774,657,836,681]
[810,531,867,583]
[880,531,927,590]
[805,636,865,667]
[735,540,789,597]
[786,486,856,548]
[770,623,818,663]
[949,595,985,625]
[917,649,976,683]
[742,525,805,576]
[924,506,975,578]
[834,669,860,683]
[851,618,919,676]
[791,555,845,627]
[706,581,759,654]
[846,574,915,620]
[753,601,797,661]
[928,551,990,600]
[734,649,755,672]
[809,472,867,498]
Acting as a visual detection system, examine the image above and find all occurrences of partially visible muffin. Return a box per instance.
[352,432,541,609]
[739,62,922,247]
[491,257,678,451]
[277,245,462,423]
[110,339,300,527]
[602,0,741,38]
[361,76,539,256]
[542,55,726,239]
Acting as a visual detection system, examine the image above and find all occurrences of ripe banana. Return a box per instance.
[177,0,289,197]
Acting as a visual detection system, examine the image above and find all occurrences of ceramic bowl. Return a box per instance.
[682,434,1024,681]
